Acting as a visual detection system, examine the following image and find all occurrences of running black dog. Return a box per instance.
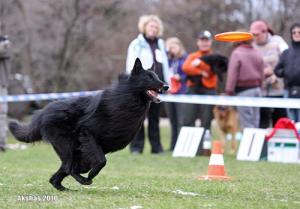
[9,58,168,191]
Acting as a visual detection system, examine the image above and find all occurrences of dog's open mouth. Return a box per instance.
[146,89,160,103]
[145,85,168,103]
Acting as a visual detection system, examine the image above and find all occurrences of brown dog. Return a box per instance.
[210,106,240,154]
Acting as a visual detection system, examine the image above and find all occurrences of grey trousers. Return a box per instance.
[164,102,186,150]
[236,87,261,129]
[183,86,216,129]
[0,86,7,149]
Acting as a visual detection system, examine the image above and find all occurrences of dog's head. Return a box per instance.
[129,58,168,103]
[200,54,228,82]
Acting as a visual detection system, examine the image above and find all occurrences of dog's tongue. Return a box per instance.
[147,90,158,97]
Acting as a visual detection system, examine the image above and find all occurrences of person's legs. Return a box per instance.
[183,87,200,127]
[296,109,300,122]
[237,88,261,129]
[259,107,271,128]
[253,88,261,128]
[237,106,253,129]
[165,102,178,151]
[175,102,185,141]
[272,107,287,126]
[199,104,214,129]
[198,88,215,129]
[253,106,261,128]
[271,96,287,126]
[130,124,145,153]
[289,109,299,122]
[283,89,295,120]
[148,102,163,153]
[183,103,198,126]
[0,86,7,152]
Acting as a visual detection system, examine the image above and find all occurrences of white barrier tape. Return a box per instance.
[1,91,300,109]
[1,90,101,102]
[159,94,300,109]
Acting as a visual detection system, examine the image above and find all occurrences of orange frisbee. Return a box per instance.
[214,31,253,42]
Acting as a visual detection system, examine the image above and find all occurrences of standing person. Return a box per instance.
[182,30,216,129]
[250,20,288,128]
[165,37,187,151]
[226,39,264,129]
[275,23,300,122]
[0,35,11,152]
[126,15,170,154]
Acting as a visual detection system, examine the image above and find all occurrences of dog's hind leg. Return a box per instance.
[87,150,106,182]
[49,165,69,191]
[49,135,92,186]
[49,144,73,191]
[78,133,106,182]
[70,153,93,185]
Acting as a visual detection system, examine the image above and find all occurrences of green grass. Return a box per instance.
[0,127,299,209]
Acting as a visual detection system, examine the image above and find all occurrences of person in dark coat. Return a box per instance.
[275,23,300,122]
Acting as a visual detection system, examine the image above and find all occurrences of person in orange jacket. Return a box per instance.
[182,30,217,130]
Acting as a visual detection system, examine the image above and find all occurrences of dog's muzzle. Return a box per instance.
[158,85,169,93]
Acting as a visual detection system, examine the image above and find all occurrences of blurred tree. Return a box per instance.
[2,0,300,94]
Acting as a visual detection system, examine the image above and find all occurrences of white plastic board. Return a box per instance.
[237,128,266,161]
[172,127,204,157]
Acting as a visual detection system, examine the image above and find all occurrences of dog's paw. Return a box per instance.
[82,179,92,185]
[50,181,69,191]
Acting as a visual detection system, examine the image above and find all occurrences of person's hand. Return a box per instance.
[173,73,181,81]
[191,58,201,67]
[264,66,273,77]
[200,71,209,78]
[266,74,277,84]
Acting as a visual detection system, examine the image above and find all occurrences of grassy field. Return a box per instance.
[0,127,299,209]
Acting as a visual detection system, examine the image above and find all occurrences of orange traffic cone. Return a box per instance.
[198,140,230,180]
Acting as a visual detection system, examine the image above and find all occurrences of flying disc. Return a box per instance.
[214,32,253,42]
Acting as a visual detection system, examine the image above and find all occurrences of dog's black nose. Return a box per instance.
[162,85,169,92]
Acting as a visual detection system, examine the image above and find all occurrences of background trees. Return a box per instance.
[2,0,299,92]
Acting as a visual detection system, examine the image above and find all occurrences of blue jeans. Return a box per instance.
[284,90,300,122]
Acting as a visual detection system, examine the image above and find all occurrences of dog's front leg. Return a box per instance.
[230,131,237,154]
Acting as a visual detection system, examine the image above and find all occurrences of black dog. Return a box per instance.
[187,53,228,83]
[9,58,168,191]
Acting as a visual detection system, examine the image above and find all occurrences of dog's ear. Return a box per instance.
[118,73,129,82]
[150,62,155,71]
[131,58,143,75]
[200,54,215,66]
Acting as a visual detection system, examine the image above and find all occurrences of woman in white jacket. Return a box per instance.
[126,15,170,154]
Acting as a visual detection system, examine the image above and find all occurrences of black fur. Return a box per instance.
[187,53,228,84]
[9,58,168,191]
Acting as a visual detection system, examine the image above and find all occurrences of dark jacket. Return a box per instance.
[274,24,300,88]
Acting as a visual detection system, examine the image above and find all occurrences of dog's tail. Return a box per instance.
[9,113,42,143]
